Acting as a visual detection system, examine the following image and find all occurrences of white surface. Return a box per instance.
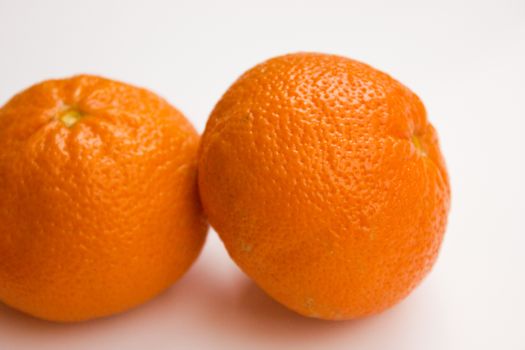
[0,0,524,349]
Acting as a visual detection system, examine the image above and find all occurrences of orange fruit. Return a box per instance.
[0,75,207,322]
[198,53,450,320]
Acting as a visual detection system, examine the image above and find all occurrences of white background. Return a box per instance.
[0,0,524,349]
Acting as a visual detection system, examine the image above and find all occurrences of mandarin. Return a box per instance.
[0,75,207,322]
[198,53,450,320]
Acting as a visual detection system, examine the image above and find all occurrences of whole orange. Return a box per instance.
[0,75,207,322]
[198,53,450,320]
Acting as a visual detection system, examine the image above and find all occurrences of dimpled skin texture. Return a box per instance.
[199,53,450,320]
[0,75,207,322]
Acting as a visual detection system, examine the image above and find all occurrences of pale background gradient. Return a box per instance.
[0,0,524,349]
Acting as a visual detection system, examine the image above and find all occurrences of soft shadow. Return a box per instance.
[0,243,438,349]
[0,290,158,339]
[232,282,368,344]
[174,255,381,345]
